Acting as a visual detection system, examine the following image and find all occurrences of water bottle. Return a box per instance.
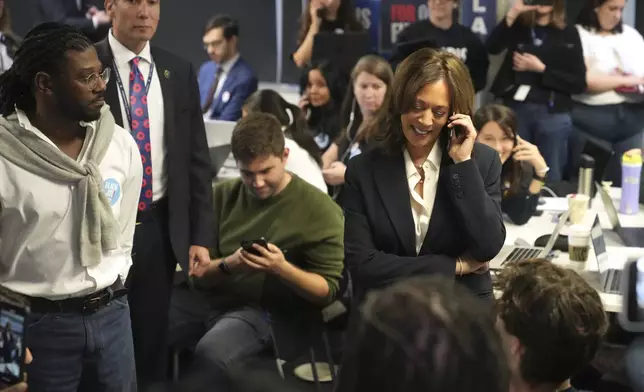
[620,151,642,215]
[578,154,595,207]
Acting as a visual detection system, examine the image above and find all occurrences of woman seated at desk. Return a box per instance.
[474,104,549,225]
[343,48,506,301]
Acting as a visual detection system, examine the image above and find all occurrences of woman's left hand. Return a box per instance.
[322,161,347,186]
[513,52,546,73]
[448,114,477,163]
[512,136,548,174]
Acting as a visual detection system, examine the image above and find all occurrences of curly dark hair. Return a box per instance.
[494,259,608,387]
[338,276,510,392]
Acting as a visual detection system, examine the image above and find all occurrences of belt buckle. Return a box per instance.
[82,296,103,314]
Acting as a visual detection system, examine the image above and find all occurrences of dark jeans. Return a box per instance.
[168,287,271,372]
[25,297,136,392]
[570,102,644,185]
[505,101,572,182]
[128,202,176,386]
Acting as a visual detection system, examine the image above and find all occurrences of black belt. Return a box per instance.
[29,280,128,315]
[136,197,168,223]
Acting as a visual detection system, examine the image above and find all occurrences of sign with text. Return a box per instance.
[459,0,497,40]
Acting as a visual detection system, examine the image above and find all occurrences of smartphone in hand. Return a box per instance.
[240,238,269,256]
[0,287,29,388]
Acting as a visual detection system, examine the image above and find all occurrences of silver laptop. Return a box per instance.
[588,214,623,294]
[596,182,644,248]
[490,209,570,270]
[204,120,236,178]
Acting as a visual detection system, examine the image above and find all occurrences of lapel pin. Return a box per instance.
[164,70,170,79]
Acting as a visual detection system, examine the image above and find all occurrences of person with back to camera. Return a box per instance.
[242,89,327,193]
[474,104,548,225]
[343,48,506,302]
[321,54,393,202]
[335,276,510,392]
[292,0,364,68]
[486,0,586,182]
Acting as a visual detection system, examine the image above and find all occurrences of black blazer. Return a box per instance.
[343,142,505,298]
[95,39,215,271]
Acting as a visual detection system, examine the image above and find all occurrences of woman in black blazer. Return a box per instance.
[343,48,506,300]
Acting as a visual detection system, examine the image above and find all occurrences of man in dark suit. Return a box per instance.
[199,15,258,122]
[96,0,214,386]
[36,0,111,42]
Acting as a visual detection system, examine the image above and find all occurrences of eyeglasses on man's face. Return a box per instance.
[82,68,111,90]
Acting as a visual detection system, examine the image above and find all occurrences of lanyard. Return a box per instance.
[113,58,155,128]
[531,28,546,47]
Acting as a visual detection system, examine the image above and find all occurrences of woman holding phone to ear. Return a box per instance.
[474,104,548,225]
[343,48,506,301]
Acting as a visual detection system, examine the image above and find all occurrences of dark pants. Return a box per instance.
[505,101,572,182]
[570,102,644,185]
[168,287,271,372]
[128,202,177,387]
[25,297,136,392]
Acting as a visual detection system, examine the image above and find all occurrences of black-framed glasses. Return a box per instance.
[83,67,111,90]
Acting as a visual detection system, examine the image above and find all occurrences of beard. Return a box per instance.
[54,88,104,123]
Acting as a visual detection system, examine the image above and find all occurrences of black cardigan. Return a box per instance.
[486,19,586,113]
[501,162,539,225]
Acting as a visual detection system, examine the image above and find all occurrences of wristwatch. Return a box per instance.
[218,258,231,275]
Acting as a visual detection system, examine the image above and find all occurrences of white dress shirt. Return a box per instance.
[403,143,442,254]
[574,24,644,105]
[108,30,167,201]
[204,53,240,120]
[0,109,143,300]
[284,138,327,193]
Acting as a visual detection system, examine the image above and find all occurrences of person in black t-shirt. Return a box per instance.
[486,0,586,182]
[292,0,363,68]
[396,0,489,92]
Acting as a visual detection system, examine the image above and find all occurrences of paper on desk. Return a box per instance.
[537,197,569,212]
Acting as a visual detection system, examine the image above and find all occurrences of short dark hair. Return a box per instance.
[0,22,93,116]
[231,113,285,164]
[495,259,608,387]
[204,14,239,39]
[338,276,510,392]
[577,0,623,34]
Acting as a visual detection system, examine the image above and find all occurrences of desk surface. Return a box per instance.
[504,188,644,313]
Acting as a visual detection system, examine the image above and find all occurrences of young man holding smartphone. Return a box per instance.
[171,112,344,379]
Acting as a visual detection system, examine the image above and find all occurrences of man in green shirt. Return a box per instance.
[170,112,344,375]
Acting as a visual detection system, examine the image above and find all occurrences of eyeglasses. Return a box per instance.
[83,68,111,90]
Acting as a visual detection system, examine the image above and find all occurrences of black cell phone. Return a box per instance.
[449,113,466,140]
[619,259,644,333]
[0,287,29,387]
[524,0,555,5]
[240,238,269,256]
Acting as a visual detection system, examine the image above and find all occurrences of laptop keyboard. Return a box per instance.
[502,247,543,266]
[602,269,622,294]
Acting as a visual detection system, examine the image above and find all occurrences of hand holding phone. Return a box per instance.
[447,113,476,163]
[240,238,269,257]
[0,287,29,388]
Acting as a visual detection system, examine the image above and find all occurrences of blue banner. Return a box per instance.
[459,0,497,40]
[354,0,497,55]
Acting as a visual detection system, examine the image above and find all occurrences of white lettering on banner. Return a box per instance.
[356,8,372,30]
[417,4,430,20]
[473,0,486,13]
[471,17,488,36]
[391,22,411,43]
[443,47,468,62]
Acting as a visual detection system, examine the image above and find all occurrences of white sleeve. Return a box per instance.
[118,137,143,282]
